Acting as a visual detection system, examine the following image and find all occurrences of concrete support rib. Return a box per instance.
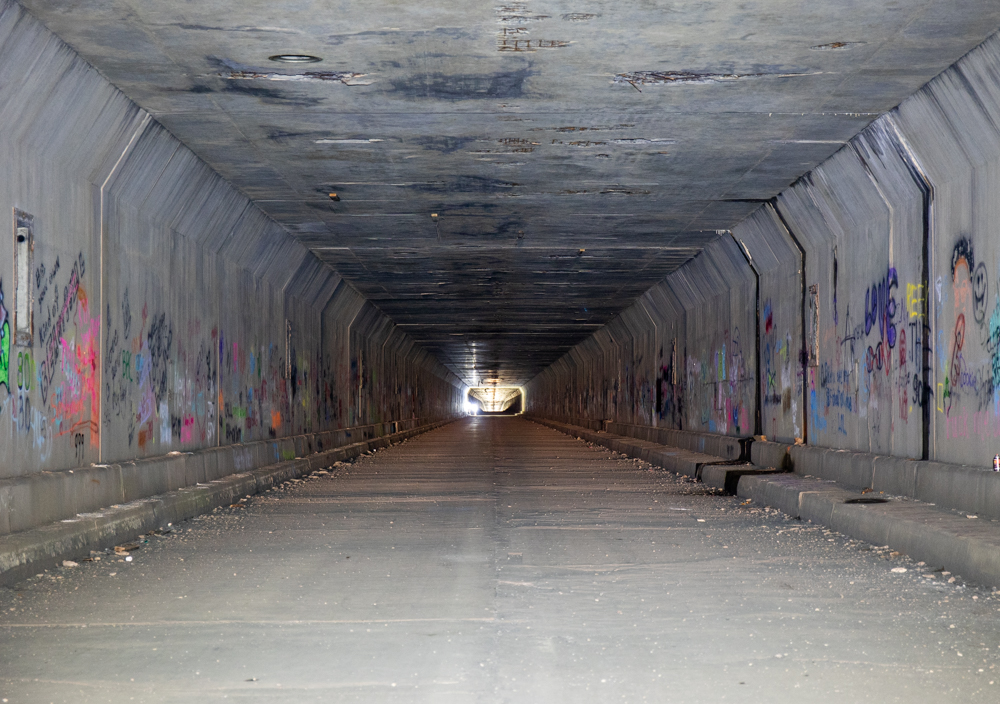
[97,112,152,464]
[765,203,809,445]
[729,231,762,437]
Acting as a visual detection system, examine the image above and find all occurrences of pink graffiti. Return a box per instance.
[180,416,195,443]
[52,295,100,447]
[945,411,970,439]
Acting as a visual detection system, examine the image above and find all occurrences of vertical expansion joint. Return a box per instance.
[769,201,809,445]
[884,116,934,460]
[730,232,763,437]
[98,113,152,463]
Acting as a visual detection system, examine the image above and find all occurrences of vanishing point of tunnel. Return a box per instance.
[4,1,1000,701]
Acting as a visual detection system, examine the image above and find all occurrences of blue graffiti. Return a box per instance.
[810,389,827,430]
[865,267,898,348]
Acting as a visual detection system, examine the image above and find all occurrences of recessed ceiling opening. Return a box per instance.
[268,54,323,63]
[467,387,523,415]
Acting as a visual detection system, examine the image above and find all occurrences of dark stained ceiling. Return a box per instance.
[20,0,1000,385]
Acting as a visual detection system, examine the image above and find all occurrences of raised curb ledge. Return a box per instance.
[0,418,454,587]
[527,416,740,480]
[750,440,1000,522]
[524,414,750,461]
[737,473,1000,589]
[527,415,1000,588]
[528,415,1000,522]
[0,418,446,537]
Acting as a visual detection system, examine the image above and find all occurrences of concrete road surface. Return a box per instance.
[1,416,999,702]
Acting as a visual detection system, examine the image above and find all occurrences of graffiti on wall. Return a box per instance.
[805,245,928,449]
[656,338,682,425]
[761,295,801,439]
[0,251,99,463]
[686,326,753,435]
[0,281,9,396]
[938,237,1000,440]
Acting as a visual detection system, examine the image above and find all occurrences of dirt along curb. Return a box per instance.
[0,419,454,587]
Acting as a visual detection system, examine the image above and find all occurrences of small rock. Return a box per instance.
[62,560,78,568]
[891,567,907,573]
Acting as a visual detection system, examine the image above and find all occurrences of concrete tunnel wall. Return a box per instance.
[0,1,463,517]
[527,30,1000,471]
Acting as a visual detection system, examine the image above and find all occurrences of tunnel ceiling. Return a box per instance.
[20,1,1000,386]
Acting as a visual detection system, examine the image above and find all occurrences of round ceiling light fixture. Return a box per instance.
[268,54,322,63]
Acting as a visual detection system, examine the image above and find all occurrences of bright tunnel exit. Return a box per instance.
[466,387,524,415]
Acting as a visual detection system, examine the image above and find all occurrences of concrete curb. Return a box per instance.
[524,414,750,461]
[749,439,1000,521]
[737,473,1000,589]
[0,416,449,537]
[700,465,788,494]
[0,419,454,587]
[529,416,750,481]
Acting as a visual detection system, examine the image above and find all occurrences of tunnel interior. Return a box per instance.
[467,387,523,415]
[5,0,1000,698]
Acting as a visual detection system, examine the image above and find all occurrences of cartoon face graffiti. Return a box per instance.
[973,262,989,324]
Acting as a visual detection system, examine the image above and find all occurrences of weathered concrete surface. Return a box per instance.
[537,416,1000,589]
[738,472,1000,590]
[3,416,1000,702]
[527,415,743,479]
[527,414,750,461]
[0,0,463,482]
[700,464,788,496]
[0,417,451,538]
[523,29,1000,473]
[19,1,1000,385]
[749,438,1000,522]
[0,418,454,587]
